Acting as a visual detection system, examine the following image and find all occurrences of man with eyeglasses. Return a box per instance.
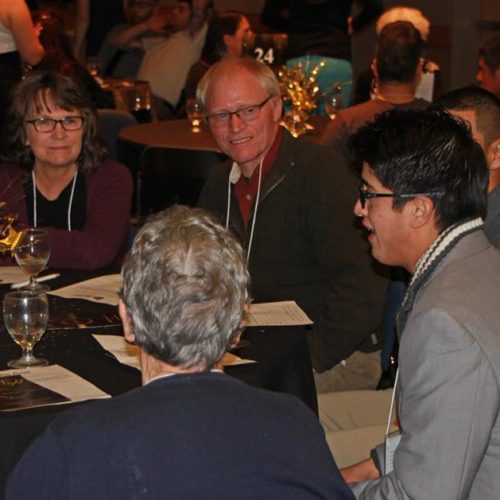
[326,108,500,498]
[198,57,389,393]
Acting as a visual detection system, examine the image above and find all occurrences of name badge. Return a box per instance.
[384,430,401,474]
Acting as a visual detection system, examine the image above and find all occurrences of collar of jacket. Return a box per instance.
[228,128,297,240]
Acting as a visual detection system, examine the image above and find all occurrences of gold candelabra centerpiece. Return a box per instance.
[277,60,324,138]
[0,202,22,254]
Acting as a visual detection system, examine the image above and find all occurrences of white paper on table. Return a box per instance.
[0,266,28,285]
[0,364,109,411]
[93,334,256,370]
[221,352,256,366]
[246,300,313,327]
[49,274,122,305]
[93,334,141,370]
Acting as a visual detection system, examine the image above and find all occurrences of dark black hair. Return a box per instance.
[376,21,424,84]
[433,86,500,146]
[201,11,245,65]
[349,109,488,232]
[479,34,500,73]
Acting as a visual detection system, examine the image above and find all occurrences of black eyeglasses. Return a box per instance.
[26,116,85,133]
[358,186,444,209]
[204,96,273,128]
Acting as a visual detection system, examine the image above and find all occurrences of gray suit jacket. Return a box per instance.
[485,185,500,248]
[354,230,500,499]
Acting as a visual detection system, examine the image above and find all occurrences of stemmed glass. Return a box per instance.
[186,98,203,133]
[323,83,344,120]
[3,290,49,368]
[14,228,51,290]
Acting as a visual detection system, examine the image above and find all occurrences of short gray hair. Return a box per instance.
[121,205,250,370]
[197,56,281,110]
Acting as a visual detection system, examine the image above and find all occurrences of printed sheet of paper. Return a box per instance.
[0,266,28,285]
[0,364,109,412]
[93,334,141,370]
[247,301,313,327]
[93,335,256,369]
[50,274,122,305]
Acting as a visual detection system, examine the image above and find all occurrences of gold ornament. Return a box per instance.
[0,204,22,254]
[277,61,324,137]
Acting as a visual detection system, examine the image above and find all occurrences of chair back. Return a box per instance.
[287,55,353,112]
[137,147,225,220]
[97,109,138,161]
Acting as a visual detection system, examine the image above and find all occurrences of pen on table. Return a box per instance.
[11,273,60,289]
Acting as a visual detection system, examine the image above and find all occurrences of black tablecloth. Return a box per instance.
[0,270,317,494]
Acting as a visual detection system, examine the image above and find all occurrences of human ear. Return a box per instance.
[409,196,435,229]
[271,95,283,121]
[487,139,500,171]
[119,299,135,343]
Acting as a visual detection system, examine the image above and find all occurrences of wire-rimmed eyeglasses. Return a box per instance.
[25,116,85,133]
[358,186,444,209]
[204,96,273,128]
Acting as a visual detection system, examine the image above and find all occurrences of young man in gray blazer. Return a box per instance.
[342,109,500,498]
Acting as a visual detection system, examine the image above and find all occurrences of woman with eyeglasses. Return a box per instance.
[0,71,133,271]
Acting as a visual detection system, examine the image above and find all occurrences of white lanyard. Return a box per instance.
[32,170,78,231]
[226,157,264,264]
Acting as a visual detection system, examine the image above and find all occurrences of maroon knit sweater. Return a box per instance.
[0,159,132,270]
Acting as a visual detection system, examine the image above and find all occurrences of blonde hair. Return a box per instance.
[377,7,430,42]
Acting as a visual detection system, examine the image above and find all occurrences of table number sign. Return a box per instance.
[242,34,288,67]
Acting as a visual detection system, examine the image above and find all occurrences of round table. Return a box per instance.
[119,118,221,152]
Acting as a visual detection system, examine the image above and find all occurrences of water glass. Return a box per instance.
[3,290,49,368]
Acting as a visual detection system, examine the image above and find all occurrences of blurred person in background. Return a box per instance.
[98,0,172,79]
[73,0,126,62]
[0,0,44,155]
[34,11,114,109]
[137,0,213,119]
[320,21,428,159]
[477,34,500,99]
[184,10,252,100]
[261,0,383,107]
[260,0,382,63]
[0,71,132,271]
[434,86,500,247]
[354,5,434,104]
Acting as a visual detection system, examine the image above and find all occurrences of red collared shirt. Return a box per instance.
[234,127,283,230]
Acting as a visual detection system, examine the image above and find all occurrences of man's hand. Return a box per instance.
[147,8,172,33]
[341,458,380,484]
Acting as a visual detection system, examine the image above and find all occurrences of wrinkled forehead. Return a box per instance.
[209,68,263,95]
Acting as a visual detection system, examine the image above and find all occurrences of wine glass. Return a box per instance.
[323,83,344,120]
[14,228,51,290]
[186,98,203,133]
[3,290,49,368]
